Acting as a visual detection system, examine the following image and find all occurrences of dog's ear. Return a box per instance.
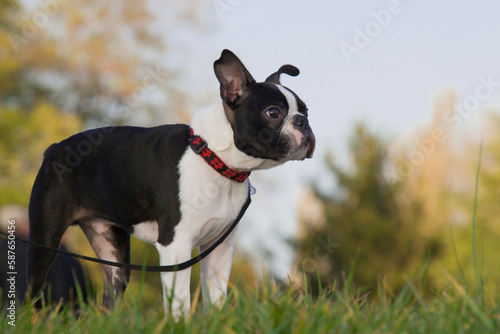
[214,49,256,108]
[265,65,300,84]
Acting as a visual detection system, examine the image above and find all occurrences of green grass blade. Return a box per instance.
[472,136,483,294]
[448,227,467,285]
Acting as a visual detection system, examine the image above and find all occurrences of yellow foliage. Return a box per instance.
[27,101,82,160]
[0,102,82,206]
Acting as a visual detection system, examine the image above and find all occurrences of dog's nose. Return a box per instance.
[293,115,308,128]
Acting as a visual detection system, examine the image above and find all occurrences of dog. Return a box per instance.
[27,49,315,317]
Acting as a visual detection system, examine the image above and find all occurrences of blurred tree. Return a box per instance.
[394,91,500,288]
[0,0,23,99]
[0,102,81,206]
[293,123,440,295]
[395,90,468,236]
[1,0,206,126]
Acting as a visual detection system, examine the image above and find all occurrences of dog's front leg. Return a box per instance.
[200,230,236,310]
[156,242,192,319]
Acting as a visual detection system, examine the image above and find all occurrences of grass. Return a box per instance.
[1,269,499,334]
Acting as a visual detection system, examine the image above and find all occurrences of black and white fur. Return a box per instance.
[27,50,315,317]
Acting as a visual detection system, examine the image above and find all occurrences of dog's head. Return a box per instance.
[214,50,315,164]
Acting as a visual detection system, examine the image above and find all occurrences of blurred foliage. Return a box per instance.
[294,90,500,296]
[0,102,81,207]
[294,123,441,295]
[0,0,203,126]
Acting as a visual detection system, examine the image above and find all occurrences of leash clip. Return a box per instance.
[248,180,257,196]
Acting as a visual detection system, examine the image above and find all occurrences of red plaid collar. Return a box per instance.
[188,128,251,183]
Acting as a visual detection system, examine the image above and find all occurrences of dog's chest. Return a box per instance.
[174,149,249,247]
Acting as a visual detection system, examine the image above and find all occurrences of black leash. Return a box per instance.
[0,194,251,272]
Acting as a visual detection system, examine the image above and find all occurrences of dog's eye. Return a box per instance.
[265,107,281,119]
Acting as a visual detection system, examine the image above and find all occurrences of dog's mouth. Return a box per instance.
[305,134,316,159]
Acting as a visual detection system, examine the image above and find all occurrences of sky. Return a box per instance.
[155,0,500,277]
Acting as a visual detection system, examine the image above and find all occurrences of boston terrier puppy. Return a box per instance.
[27,49,315,317]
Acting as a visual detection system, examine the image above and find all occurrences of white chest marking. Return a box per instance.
[176,148,249,248]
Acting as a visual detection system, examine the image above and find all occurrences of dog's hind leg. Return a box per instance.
[27,219,70,307]
[79,221,130,309]
[27,187,74,307]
